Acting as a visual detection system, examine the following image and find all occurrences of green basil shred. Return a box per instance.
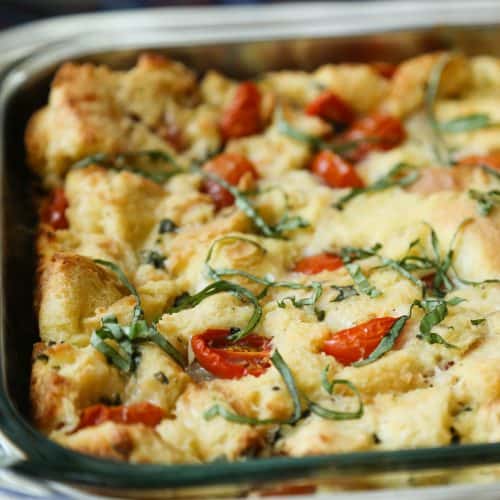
[330,285,359,302]
[471,318,486,326]
[205,236,324,320]
[165,280,262,342]
[353,315,410,367]
[91,259,185,370]
[334,162,419,210]
[276,107,378,155]
[203,350,302,425]
[425,53,454,165]
[308,367,364,420]
[72,150,184,183]
[197,168,308,239]
[411,297,465,348]
[439,113,500,133]
[468,189,500,216]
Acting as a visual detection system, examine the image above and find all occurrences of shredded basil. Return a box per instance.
[412,297,465,348]
[481,165,500,180]
[276,113,323,150]
[449,266,500,288]
[353,314,410,367]
[334,162,419,210]
[276,108,378,155]
[205,236,324,319]
[344,263,382,298]
[439,113,500,133]
[148,323,186,368]
[203,350,302,425]
[277,281,324,320]
[471,318,486,326]
[72,150,184,183]
[308,368,363,420]
[196,168,307,239]
[91,259,186,370]
[330,285,359,302]
[246,185,309,234]
[377,255,424,288]
[165,280,262,342]
[205,236,267,281]
[468,189,500,216]
[425,53,453,165]
[91,330,133,372]
[94,259,142,321]
[340,244,381,262]
[340,246,381,297]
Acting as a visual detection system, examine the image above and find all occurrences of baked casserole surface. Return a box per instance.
[26,52,500,463]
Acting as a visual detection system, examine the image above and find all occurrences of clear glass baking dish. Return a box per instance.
[1,3,500,496]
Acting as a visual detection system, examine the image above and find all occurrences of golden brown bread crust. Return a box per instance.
[27,51,500,464]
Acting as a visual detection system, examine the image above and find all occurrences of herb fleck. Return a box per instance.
[159,218,178,234]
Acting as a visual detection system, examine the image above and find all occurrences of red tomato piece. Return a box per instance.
[191,329,272,379]
[371,62,398,79]
[306,91,355,126]
[220,82,262,140]
[201,153,259,209]
[458,153,500,170]
[310,150,364,189]
[342,114,406,162]
[294,253,344,275]
[77,402,165,431]
[41,187,69,230]
[322,316,399,365]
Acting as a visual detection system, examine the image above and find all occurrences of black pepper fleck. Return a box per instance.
[154,371,169,384]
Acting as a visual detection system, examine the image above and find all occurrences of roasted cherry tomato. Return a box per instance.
[322,316,399,365]
[191,329,272,379]
[306,91,355,126]
[157,117,184,152]
[77,402,165,431]
[310,150,364,189]
[294,253,344,275]
[220,82,262,140]
[201,152,259,209]
[371,62,398,79]
[459,153,500,171]
[41,187,69,230]
[342,114,406,162]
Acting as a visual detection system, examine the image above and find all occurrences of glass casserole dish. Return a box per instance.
[0,2,500,496]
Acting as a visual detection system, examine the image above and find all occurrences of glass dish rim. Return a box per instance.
[1,17,500,490]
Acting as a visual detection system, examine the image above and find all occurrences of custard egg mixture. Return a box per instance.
[26,52,500,463]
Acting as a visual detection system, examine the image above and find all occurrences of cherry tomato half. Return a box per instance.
[342,114,406,163]
[322,316,399,365]
[201,153,259,210]
[306,91,355,126]
[294,253,344,275]
[371,62,398,79]
[191,329,272,379]
[310,150,364,189]
[459,153,500,171]
[220,81,262,140]
[41,187,69,230]
[77,402,165,431]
